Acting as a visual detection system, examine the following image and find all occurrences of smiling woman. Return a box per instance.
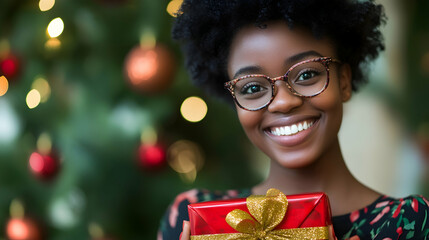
[160,0,429,239]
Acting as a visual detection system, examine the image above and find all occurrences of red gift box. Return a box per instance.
[188,189,333,239]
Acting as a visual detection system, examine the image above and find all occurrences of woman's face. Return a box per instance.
[227,22,352,168]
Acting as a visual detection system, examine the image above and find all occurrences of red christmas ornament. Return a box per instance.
[6,218,42,240]
[1,54,20,79]
[28,151,60,180]
[137,144,166,169]
[124,44,176,94]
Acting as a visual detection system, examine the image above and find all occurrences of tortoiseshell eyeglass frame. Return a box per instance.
[224,57,342,111]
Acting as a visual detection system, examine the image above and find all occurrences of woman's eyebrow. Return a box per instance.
[231,50,323,79]
[286,50,323,65]
[232,65,263,79]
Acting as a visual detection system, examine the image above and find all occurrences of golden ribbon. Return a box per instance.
[191,189,328,240]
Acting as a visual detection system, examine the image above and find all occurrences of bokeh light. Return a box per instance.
[138,144,166,169]
[0,75,8,96]
[0,39,10,59]
[167,140,204,183]
[126,48,158,85]
[10,199,24,218]
[180,96,208,123]
[37,133,52,155]
[167,0,183,17]
[180,168,197,183]
[6,216,41,240]
[28,151,59,179]
[49,188,85,229]
[141,126,157,145]
[47,17,64,38]
[88,222,104,239]
[7,219,29,240]
[32,77,51,102]
[124,44,176,94]
[1,56,19,78]
[110,101,151,137]
[0,99,21,146]
[45,38,61,51]
[140,30,156,49]
[29,152,45,173]
[26,89,41,109]
[39,0,55,11]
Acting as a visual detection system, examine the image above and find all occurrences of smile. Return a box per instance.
[269,119,316,136]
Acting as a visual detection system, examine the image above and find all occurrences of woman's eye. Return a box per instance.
[298,70,318,81]
[240,84,265,94]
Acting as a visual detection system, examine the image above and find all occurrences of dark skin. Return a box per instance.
[181,21,380,239]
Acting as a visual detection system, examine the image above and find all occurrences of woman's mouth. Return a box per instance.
[268,119,317,136]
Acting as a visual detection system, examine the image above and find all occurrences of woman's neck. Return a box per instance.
[252,138,381,216]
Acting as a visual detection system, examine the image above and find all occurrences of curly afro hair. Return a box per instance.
[172,0,386,102]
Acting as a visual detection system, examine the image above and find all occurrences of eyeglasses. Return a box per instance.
[224,57,341,111]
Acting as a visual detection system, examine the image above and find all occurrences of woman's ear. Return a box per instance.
[338,63,352,102]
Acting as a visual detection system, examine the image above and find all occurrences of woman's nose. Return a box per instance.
[267,82,303,113]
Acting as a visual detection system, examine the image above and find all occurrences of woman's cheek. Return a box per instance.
[311,85,344,113]
[236,107,262,128]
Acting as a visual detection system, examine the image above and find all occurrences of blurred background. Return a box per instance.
[0,0,427,239]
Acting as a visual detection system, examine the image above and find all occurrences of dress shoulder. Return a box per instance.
[357,195,429,239]
[158,189,200,240]
[384,195,429,239]
[333,194,429,239]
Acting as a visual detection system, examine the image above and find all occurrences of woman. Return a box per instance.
[160,0,429,239]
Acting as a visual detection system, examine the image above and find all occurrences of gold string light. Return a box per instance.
[47,17,64,38]
[45,38,61,51]
[39,0,55,12]
[0,76,8,96]
[26,89,41,109]
[32,77,51,103]
[166,0,183,17]
[180,96,208,123]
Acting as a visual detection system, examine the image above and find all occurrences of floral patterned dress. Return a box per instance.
[158,189,429,240]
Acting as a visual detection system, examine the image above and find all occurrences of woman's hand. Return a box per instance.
[329,224,338,240]
[179,220,190,240]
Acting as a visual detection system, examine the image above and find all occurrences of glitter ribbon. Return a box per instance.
[191,189,329,240]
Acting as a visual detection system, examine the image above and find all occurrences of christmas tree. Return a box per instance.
[0,0,261,239]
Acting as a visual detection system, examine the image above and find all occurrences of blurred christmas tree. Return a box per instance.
[0,0,262,239]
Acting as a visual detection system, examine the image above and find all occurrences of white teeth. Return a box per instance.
[270,120,315,136]
[285,126,291,135]
[303,121,308,130]
[291,125,298,134]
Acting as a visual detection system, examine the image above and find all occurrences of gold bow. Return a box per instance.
[191,189,328,240]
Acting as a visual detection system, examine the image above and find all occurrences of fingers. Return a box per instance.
[180,220,190,240]
[328,224,338,240]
